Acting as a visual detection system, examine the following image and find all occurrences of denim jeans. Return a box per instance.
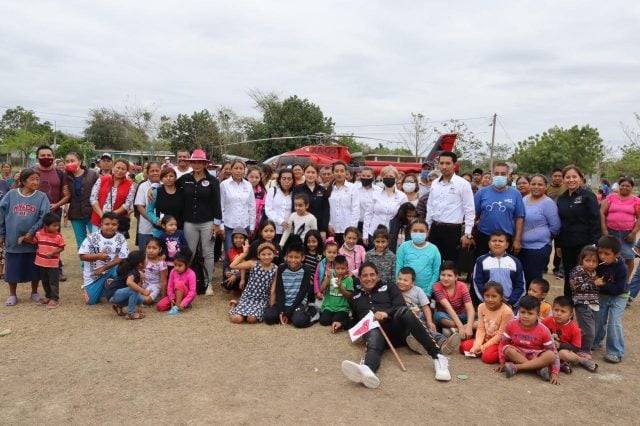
[518,245,552,290]
[183,221,215,280]
[629,266,640,300]
[594,294,628,358]
[109,287,144,314]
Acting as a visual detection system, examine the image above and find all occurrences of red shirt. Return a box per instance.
[542,316,582,351]
[433,281,472,315]
[34,228,65,268]
[499,319,560,374]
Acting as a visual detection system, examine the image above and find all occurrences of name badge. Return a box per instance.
[201,180,210,187]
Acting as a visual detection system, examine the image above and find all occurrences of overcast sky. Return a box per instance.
[1,0,639,153]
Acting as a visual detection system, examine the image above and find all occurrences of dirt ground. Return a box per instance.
[1,222,640,425]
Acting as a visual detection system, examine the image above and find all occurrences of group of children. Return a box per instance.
[19,192,631,387]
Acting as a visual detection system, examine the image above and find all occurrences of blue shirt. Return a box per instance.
[521,196,561,249]
[282,267,306,307]
[395,241,441,296]
[475,186,525,236]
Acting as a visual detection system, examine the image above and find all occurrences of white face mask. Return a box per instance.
[402,183,416,193]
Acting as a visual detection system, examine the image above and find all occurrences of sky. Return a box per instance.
[1,0,639,154]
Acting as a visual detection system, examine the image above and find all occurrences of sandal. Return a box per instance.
[40,297,51,305]
[125,312,145,320]
[582,359,598,372]
[228,299,238,308]
[560,361,572,374]
[30,293,42,303]
[112,305,125,317]
[5,295,17,306]
[46,300,59,309]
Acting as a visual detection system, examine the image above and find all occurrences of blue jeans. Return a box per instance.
[71,218,92,248]
[109,287,144,314]
[518,245,552,290]
[594,294,628,358]
[629,266,640,300]
[434,311,468,328]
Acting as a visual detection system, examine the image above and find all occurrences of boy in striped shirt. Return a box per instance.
[34,213,65,309]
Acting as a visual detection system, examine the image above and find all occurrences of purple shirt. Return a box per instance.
[521,196,561,249]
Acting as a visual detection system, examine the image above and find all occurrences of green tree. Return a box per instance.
[54,133,96,163]
[84,108,149,151]
[368,143,412,156]
[0,129,44,167]
[0,106,52,141]
[511,125,604,174]
[159,109,222,161]
[246,94,334,160]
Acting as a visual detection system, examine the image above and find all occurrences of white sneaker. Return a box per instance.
[341,360,380,389]
[434,354,451,381]
[205,286,214,296]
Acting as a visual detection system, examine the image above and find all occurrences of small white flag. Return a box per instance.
[348,311,380,342]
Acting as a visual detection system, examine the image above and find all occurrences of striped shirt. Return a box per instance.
[34,228,65,268]
[282,267,306,307]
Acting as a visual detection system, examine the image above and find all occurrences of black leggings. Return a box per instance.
[263,305,312,328]
[363,306,441,372]
[319,310,349,330]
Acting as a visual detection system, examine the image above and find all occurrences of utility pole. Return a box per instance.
[489,113,497,171]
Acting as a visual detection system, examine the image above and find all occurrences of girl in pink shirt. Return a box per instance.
[338,227,366,277]
[156,250,196,315]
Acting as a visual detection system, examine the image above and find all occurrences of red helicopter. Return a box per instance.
[261,133,458,174]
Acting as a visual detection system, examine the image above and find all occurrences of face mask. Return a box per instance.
[382,177,396,188]
[411,233,427,245]
[402,183,416,193]
[492,176,508,188]
[65,163,79,173]
[421,171,430,180]
[375,181,384,189]
[38,158,54,168]
[360,178,373,187]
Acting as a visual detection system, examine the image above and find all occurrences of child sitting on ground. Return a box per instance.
[497,295,560,384]
[228,241,278,324]
[156,249,197,316]
[318,255,353,332]
[473,229,526,311]
[396,266,460,355]
[142,237,168,305]
[364,225,396,286]
[593,235,629,363]
[264,244,313,328]
[569,245,600,354]
[78,212,130,304]
[433,261,475,340]
[104,250,149,320]
[34,213,65,309]
[222,227,248,292]
[542,296,598,373]
[460,282,513,364]
[527,278,552,319]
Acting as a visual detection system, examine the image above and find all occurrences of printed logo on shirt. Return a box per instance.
[574,196,582,204]
[353,292,361,299]
[13,204,36,216]
[201,180,210,187]
[379,285,387,292]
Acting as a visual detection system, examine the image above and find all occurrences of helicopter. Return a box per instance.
[257,133,458,174]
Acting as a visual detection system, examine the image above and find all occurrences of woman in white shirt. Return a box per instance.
[220,160,256,251]
[327,161,359,246]
[265,168,294,245]
[402,173,420,206]
[363,165,408,246]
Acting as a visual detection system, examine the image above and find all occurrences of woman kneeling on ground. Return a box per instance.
[340,262,451,388]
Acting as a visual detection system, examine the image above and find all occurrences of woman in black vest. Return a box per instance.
[64,152,98,248]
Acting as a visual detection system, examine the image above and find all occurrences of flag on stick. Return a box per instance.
[348,311,379,342]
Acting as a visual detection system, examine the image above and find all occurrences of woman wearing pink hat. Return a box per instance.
[176,150,223,295]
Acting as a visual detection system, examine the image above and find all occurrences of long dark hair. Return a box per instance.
[117,250,146,275]
[392,202,417,226]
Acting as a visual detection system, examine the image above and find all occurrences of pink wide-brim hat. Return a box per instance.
[184,149,212,164]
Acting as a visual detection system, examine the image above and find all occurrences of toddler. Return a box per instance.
[142,237,168,304]
[158,215,187,271]
[222,227,248,291]
[528,278,552,319]
[569,245,600,353]
[34,213,65,309]
[156,249,197,315]
[318,255,353,331]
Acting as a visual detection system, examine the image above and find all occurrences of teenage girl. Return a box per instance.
[156,249,197,315]
[142,237,168,304]
[247,166,266,232]
[104,250,148,320]
[314,238,339,300]
[228,241,278,323]
[338,226,366,277]
[460,282,514,363]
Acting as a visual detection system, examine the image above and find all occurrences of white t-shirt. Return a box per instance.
[134,180,157,234]
[78,231,129,285]
[144,258,167,289]
[175,167,193,179]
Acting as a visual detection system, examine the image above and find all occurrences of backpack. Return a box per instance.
[191,243,210,295]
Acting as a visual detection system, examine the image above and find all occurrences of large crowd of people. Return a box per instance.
[0,146,638,389]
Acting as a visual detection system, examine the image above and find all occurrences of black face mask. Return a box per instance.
[360,178,373,187]
[382,177,396,188]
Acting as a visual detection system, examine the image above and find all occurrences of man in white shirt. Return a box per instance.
[426,151,475,263]
[174,150,193,179]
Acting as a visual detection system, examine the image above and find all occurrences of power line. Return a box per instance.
[335,115,492,128]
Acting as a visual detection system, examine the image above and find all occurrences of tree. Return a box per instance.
[437,119,485,164]
[246,94,334,160]
[54,133,96,163]
[84,108,150,151]
[400,113,436,161]
[368,143,412,156]
[621,112,640,147]
[0,106,52,141]
[0,129,44,167]
[511,125,604,174]
[158,110,221,161]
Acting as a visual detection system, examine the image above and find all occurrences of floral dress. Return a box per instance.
[229,263,277,321]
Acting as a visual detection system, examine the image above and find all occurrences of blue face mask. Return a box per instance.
[492,176,508,188]
[421,171,430,180]
[411,232,427,244]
